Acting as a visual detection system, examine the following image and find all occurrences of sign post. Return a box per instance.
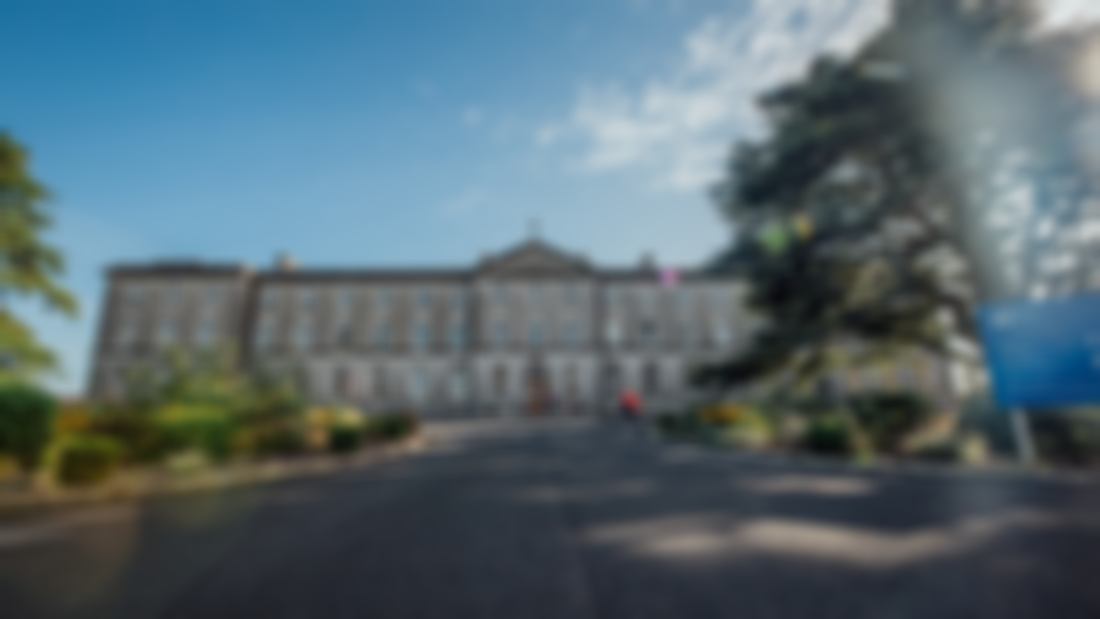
[979,294,1100,465]
[1009,408,1037,465]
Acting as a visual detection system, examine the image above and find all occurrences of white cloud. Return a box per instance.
[546,0,1100,193]
[545,0,892,192]
[1041,0,1100,32]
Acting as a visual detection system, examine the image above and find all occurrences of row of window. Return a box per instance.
[113,316,736,353]
[309,363,677,402]
[113,285,740,335]
[113,320,224,349]
[252,322,735,352]
[260,285,737,312]
[120,285,229,308]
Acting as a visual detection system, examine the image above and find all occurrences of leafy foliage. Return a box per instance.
[154,405,236,461]
[1030,411,1100,465]
[89,408,167,465]
[0,381,57,470]
[0,133,77,379]
[52,435,125,487]
[849,390,933,454]
[329,425,366,454]
[703,0,1098,391]
[802,414,858,456]
[363,413,419,441]
[654,411,706,436]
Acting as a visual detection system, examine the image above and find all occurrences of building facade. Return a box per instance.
[89,238,955,414]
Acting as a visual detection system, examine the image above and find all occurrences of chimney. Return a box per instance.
[275,253,297,272]
[640,252,657,271]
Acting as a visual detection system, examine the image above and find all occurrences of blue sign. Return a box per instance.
[979,294,1100,409]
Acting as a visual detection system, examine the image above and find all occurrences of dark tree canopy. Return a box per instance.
[702,0,1100,391]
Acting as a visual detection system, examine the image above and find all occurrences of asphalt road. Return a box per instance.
[1,418,1099,619]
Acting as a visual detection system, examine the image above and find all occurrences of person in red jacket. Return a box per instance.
[619,389,643,421]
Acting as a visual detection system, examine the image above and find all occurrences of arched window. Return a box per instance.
[418,289,434,310]
[493,364,508,397]
[297,288,316,311]
[334,366,350,399]
[449,372,467,404]
[566,285,581,305]
[407,371,427,404]
[157,323,177,348]
[450,323,465,352]
[563,364,580,404]
[374,367,388,400]
[603,362,620,393]
[372,324,390,351]
[374,289,391,313]
[294,321,313,352]
[638,319,659,347]
[413,323,433,352]
[605,320,622,347]
[642,362,661,394]
[336,288,357,313]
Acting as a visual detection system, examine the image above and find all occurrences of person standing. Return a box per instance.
[619,389,643,421]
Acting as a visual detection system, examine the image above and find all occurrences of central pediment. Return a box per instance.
[477,239,592,277]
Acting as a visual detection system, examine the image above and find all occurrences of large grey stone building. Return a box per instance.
[89,238,955,415]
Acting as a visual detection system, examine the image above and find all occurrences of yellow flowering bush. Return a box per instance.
[306,407,335,428]
[333,408,366,429]
[698,404,775,449]
[702,404,750,426]
[54,403,96,436]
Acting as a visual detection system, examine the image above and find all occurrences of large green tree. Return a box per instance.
[0,133,77,380]
[700,0,1098,391]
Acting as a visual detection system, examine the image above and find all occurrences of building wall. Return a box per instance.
[90,244,959,415]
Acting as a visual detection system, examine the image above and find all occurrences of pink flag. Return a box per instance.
[660,267,680,289]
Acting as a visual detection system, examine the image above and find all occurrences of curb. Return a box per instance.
[651,430,1100,487]
[0,434,426,518]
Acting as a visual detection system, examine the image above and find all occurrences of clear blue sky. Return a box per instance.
[23,0,1057,394]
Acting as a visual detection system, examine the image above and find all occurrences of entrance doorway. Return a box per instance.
[525,359,552,416]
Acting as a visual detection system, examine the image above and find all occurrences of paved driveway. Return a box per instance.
[1,418,1099,619]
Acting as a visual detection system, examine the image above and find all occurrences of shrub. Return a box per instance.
[237,420,308,459]
[364,413,419,441]
[716,423,774,449]
[1030,411,1100,465]
[307,407,335,428]
[0,456,19,482]
[54,403,96,436]
[329,425,365,454]
[803,414,856,456]
[90,409,167,464]
[0,382,58,471]
[53,435,126,487]
[154,405,235,462]
[655,411,704,435]
[849,391,933,454]
[702,404,751,426]
[255,424,308,457]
